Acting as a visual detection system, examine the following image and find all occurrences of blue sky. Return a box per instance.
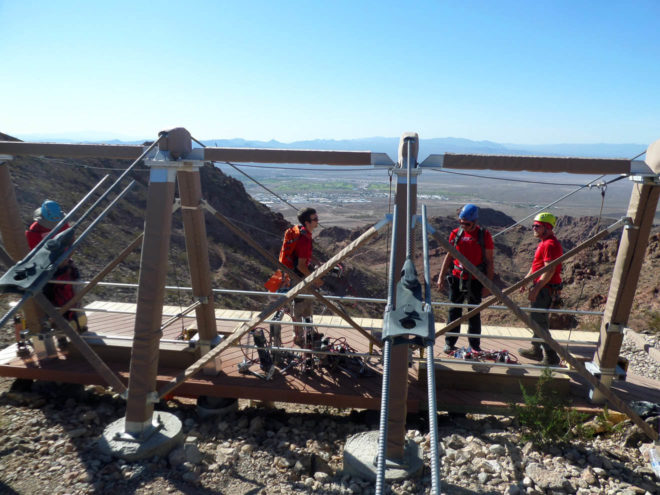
[1,0,658,145]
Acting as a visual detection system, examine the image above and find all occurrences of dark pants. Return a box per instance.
[530,287,557,358]
[445,275,482,349]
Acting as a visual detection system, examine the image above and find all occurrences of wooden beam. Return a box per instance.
[0,141,144,160]
[0,159,44,333]
[124,172,176,433]
[203,147,373,165]
[595,182,660,372]
[32,293,127,394]
[420,153,632,175]
[386,166,418,460]
[177,168,218,357]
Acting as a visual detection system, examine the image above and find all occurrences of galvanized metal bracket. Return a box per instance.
[382,259,434,346]
[0,228,75,296]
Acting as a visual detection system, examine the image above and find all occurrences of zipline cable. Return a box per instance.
[430,168,587,187]
[493,175,606,238]
[222,161,302,217]
[190,135,302,216]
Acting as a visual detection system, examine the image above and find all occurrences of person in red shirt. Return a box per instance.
[518,212,563,366]
[437,204,494,353]
[279,207,322,346]
[25,200,80,323]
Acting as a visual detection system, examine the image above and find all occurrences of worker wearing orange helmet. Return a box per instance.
[519,212,562,366]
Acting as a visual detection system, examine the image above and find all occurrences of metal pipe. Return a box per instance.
[426,344,441,494]
[406,139,412,259]
[22,175,110,263]
[69,181,136,252]
[55,280,605,316]
[159,300,202,332]
[422,205,441,494]
[375,204,400,495]
[375,338,391,495]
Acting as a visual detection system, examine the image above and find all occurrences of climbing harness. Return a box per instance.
[447,347,519,364]
[451,226,489,282]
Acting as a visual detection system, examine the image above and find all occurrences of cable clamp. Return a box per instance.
[605,322,623,334]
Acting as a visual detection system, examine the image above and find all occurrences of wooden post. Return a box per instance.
[177,165,220,374]
[0,156,43,334]
[386,133,420,461]
[592,178,660,401]
[123,133,181,435]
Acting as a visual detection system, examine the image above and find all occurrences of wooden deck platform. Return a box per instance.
[0,301,658,414]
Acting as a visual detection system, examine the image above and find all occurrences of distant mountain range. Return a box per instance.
[11,133,648,160]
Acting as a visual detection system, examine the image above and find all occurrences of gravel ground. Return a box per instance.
[0,331,658,494]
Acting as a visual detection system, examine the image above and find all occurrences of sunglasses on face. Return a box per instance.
[532,224,543,230]
[309,217,319,222]
[459,221,473,227]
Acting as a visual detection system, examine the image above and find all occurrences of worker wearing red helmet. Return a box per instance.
[519,212,562,366]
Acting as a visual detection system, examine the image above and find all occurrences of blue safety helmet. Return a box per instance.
[459,203,479,222]
[40,200,64,222]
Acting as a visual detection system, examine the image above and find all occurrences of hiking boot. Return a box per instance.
[444,344,458,354]
[541,351,561,366]
[518,345,543,361]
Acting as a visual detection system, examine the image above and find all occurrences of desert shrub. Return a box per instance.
[510,368,590,444]
[642,309,660,336]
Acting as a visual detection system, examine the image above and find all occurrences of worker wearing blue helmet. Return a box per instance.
[26,200,68,248]
[25,200,86,337]
[437,204,494,353]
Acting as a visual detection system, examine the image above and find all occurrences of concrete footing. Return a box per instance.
[98,411,183,461]
[343,430,423,482]
[196,396,238,419]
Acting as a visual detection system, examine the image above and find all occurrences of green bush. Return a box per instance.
[510,368,590,444]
